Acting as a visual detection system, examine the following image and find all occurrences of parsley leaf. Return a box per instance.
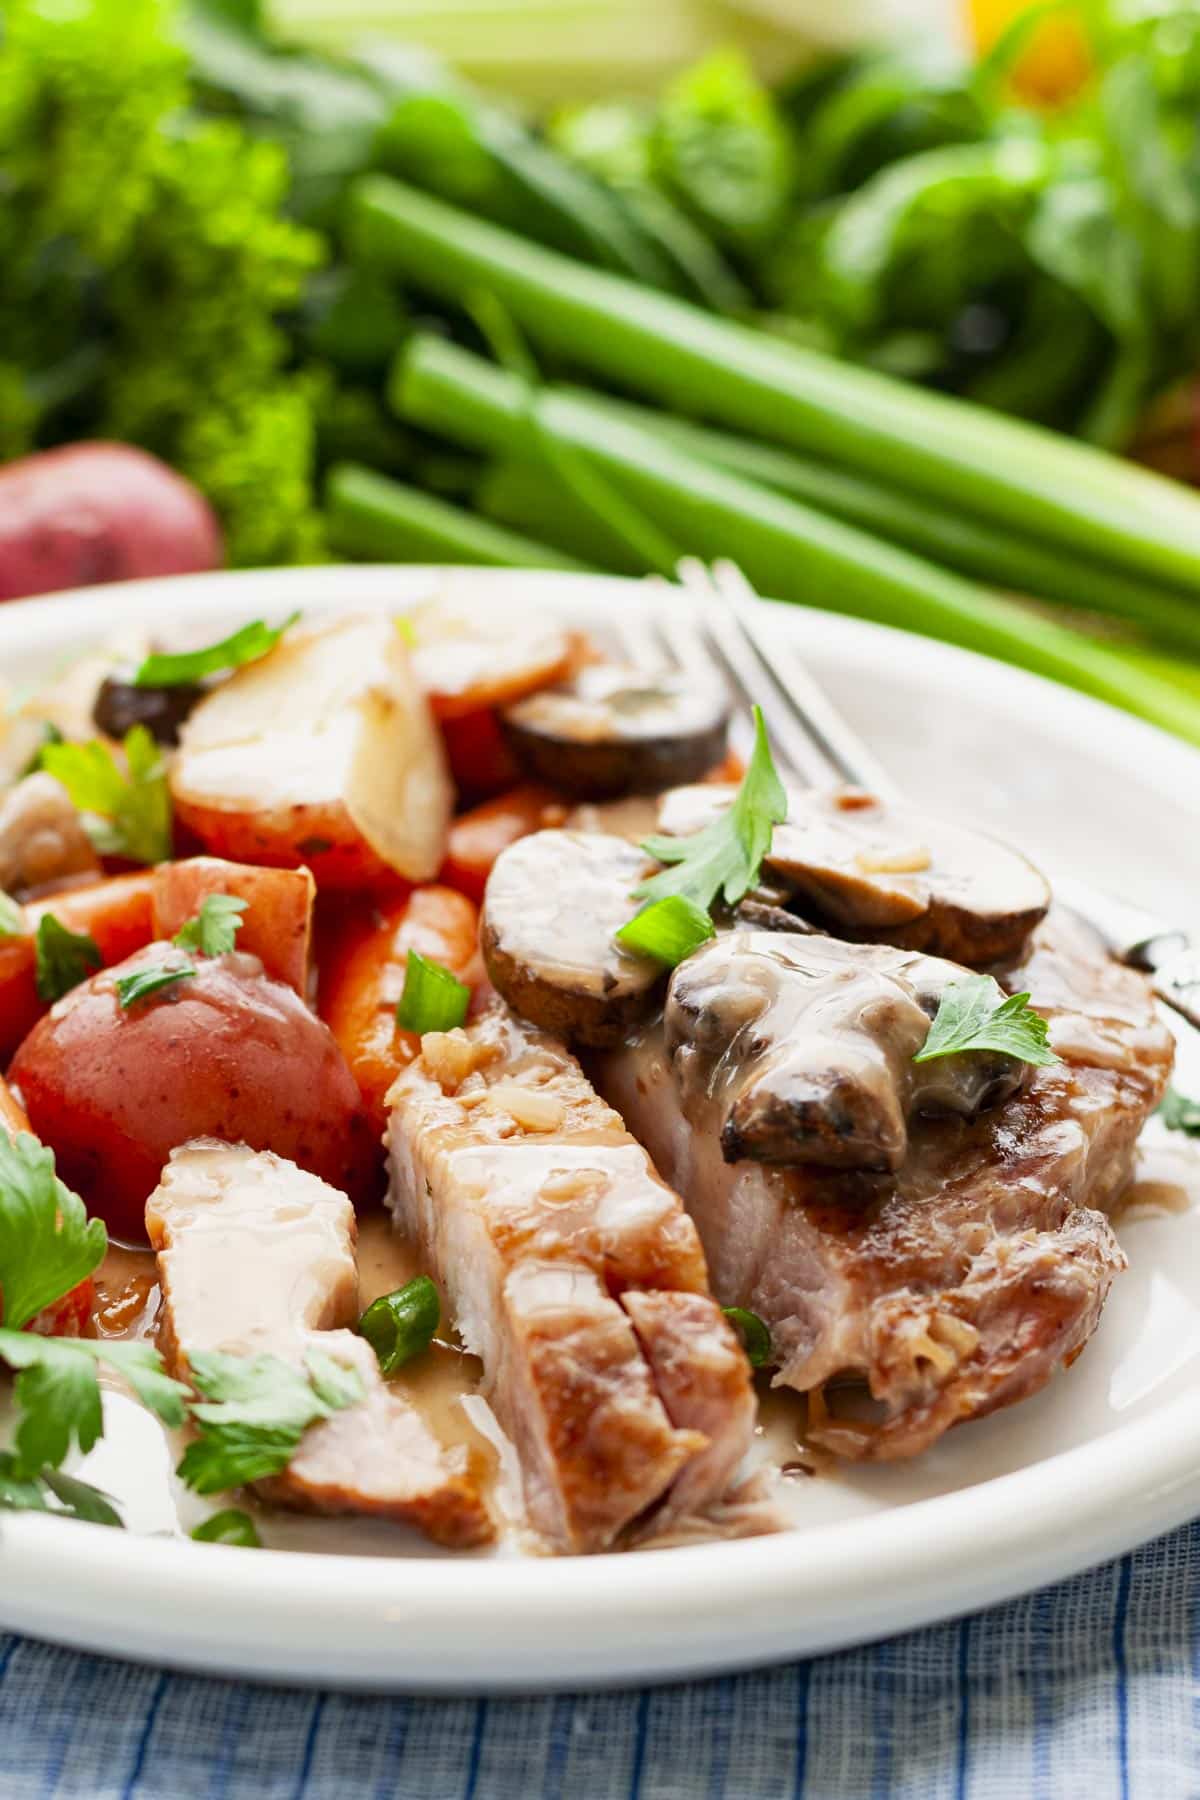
[177,1350,364,1496]
[42,725,172,865]
[115,962,197,1010]
[0,1331,188,1475]
[1159,1087,1200,1136]
[0,1132,106,1331]
[34,914,101,1003]
[636,706,787,912]
[0,891,27,940]
[133,612,300,688]
[173,894,247,957]
[0,1452,123,1526]
[913,977,1058,1067]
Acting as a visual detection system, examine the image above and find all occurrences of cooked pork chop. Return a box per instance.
[386,1008,762,1552]
[147,1141,494,1547]
[594,911,1173,1460]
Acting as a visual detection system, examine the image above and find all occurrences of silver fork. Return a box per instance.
[633,556,1200,1032]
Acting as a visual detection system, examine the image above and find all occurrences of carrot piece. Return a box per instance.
[151,856,315,996]
[439,785,568,904]
[0,871,155,1060]
[320,885,481,1136]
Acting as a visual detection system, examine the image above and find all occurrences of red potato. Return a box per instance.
[0,443,222,603]
[0,1074,94,1336]
[439,785,568,904]
[0,871,155,1060]
[319,885,481,1137]
[151,857,315,996]
[10,943,377,1243]
[171,612,452,892]
[439,707,520,799]
[407,597,583,720]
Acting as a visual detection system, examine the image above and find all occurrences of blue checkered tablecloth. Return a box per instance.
[2,1521,1197,1799]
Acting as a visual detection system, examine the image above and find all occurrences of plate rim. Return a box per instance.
[2,562,1198,1691]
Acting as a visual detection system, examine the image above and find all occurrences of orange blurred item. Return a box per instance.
[151,856,315,996]
[320,885,481,1137]
[968,0,1091,104]
[0,871,155,1060]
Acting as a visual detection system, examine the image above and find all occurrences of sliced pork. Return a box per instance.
[595,912,1173,1461]
[146,1140,494,1548]
[386,1008,763,1552]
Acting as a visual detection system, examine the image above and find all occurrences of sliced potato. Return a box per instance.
[501,664,730,799]
[171,613,452,890]
[406,593,581,720]
[656,785,1050,965]
[481,829,664,1047]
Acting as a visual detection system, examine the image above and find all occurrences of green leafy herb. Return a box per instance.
[723,1306,771,1369]
[913,976,1058,1067]
[133,612,300,688]
[0,1330,188,1476]
[177,1349,364,1496]
[636,707,787,913]
[395,950,471,1035]
[0,1453,122,1526]
[42,726,171,865]
[615,894,715,966]
[357,1277,440,1377]
[34,915,101,1003]
[191,1508,262,1547]
[0,1132,107,1332]
[1158,1087,1200,1136]
[114,962,198,1010]
[0,891,27,940]
[173,893,248,957]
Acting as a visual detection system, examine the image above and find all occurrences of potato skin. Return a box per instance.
[10,944,377,1242]
[170,794,405,894]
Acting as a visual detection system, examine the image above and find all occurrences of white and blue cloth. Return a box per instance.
[2,1523,1196,1798]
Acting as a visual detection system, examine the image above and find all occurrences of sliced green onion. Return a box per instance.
[723,1306,771,1369]
[133,613,300,688]
[395,949,470,1034]
[615,895,715,966]
[357,1276,441,1376]
[0,891,27,941]
[191,1508,262,1547]
[115,963,197,1010]
[1159,1087,1200,1136]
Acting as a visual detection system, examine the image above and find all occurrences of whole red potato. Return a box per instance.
[0,442,222,602]
[9,943,377,1242]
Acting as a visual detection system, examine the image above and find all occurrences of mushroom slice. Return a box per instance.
[386,1005,763,1552]
[655,785,1050,965]
[147,1141,494,1548]
[481,829,663,1047]
[665,932,1029,1172]
[171,612,452,889]
[501,664,730,799]
[0,772,100,898]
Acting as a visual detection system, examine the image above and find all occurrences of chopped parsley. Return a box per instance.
[0,1132,106,1332]
[33,914,101,1003]
[177,1349,364,1496]
[191,1508,262,1547]
[133,612,300,688]
[1159,1087,1200,1136]
[42,725,171,865]
[173,893,247,957]
[115,963,198,1010]
[913,977,1058,1067]
[0,1330,188,1475]
[723,1306,771,1369]
[636,706,786,914]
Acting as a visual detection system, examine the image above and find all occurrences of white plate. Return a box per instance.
[2,565,1199,1693]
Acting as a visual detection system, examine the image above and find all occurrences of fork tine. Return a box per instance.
[673,559,835,786]
[707,559,903,802]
